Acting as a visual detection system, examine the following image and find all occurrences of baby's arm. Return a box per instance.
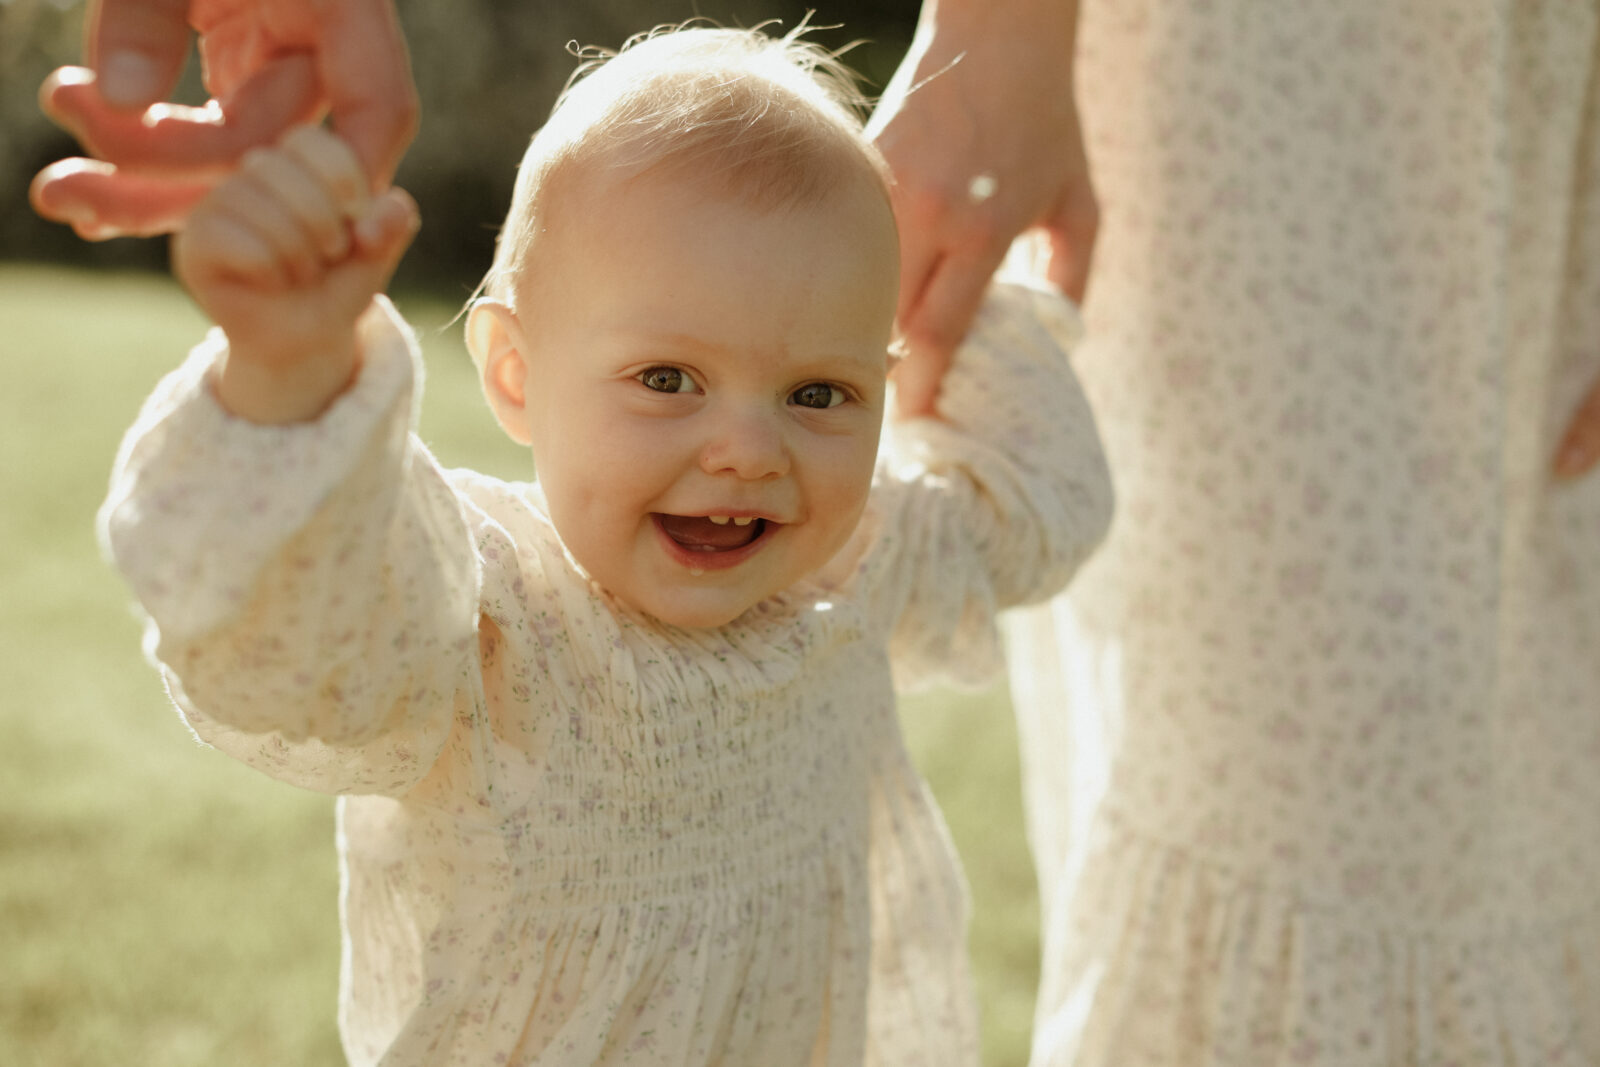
[875,282,1114,687]
[104,133,478,794]
[171,124,417,423]
[105,258,479,796]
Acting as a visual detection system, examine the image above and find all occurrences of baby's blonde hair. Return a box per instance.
[479,23,891,306]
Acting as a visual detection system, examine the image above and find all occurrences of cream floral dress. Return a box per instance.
[102,282,1110,1066]
[1009,2,1600,1064]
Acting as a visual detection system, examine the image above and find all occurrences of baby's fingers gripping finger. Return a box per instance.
[219,166,329,286]
[177,208,291,292]
[280,125,371,223]
[240,146,351,262]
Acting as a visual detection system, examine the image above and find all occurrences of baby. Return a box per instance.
[102,25,1111,1067]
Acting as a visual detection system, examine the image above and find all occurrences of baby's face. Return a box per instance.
[514,166,899,629]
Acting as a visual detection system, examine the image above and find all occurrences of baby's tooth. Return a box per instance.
[708,516,731,525]
[733,517,753,526]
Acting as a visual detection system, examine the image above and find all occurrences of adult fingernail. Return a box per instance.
[100,52,163,108]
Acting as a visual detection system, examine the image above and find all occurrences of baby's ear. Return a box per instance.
[467,298,533,446]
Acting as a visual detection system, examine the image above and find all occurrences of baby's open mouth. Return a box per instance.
[656,514,770,552]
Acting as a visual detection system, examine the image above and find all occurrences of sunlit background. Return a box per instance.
[0,2,1042,1063]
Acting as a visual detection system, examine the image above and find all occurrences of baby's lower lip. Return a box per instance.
[651,514,776,571]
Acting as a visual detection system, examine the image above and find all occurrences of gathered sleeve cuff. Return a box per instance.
[873,280,1114,690]
[100,298,483,795]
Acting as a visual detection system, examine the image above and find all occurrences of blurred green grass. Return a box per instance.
[0,263,1038,1066]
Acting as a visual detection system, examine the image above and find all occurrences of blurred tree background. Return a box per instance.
[2,0,920,290]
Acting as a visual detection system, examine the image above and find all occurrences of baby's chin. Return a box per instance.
[607,575,795,631]
[657,606,751,630]
[633,589,770,631]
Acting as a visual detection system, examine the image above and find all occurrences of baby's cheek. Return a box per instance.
[811,467,874,550]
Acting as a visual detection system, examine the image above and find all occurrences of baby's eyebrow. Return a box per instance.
[610,327,887,376]
[612,329,733,356]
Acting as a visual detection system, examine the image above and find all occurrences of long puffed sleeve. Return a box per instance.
[870,280,1114,690]
[100,299,482,796]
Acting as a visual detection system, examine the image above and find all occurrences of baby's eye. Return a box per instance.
[638,366,696,394]
[790,382,847,410]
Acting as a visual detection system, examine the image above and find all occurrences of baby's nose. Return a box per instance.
[699,409,790,479]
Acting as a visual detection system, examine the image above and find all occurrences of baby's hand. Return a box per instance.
[172,124,418,423]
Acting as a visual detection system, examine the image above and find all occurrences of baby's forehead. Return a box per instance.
[528,169,898,373]
[485,28,898,312]
[549,146,889,229]
[555,95,887,213]
[515,140,898,304]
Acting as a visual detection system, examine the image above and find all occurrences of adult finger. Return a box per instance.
[908,244,1009,358]
[86,0,192,108]
[894,246,1007,417]
[39,55,322,177]
[890,341,953,420]
[888,183,952,328]
[1554,374,1600,479]
[29,158,212,239]
[319,0,418,188]
[894,234,940,337]
[1041,194,1099,305]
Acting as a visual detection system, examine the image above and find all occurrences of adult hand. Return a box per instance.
[1555,374,1600,479]
[30,0,417,240]
[869,0,1097,417]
